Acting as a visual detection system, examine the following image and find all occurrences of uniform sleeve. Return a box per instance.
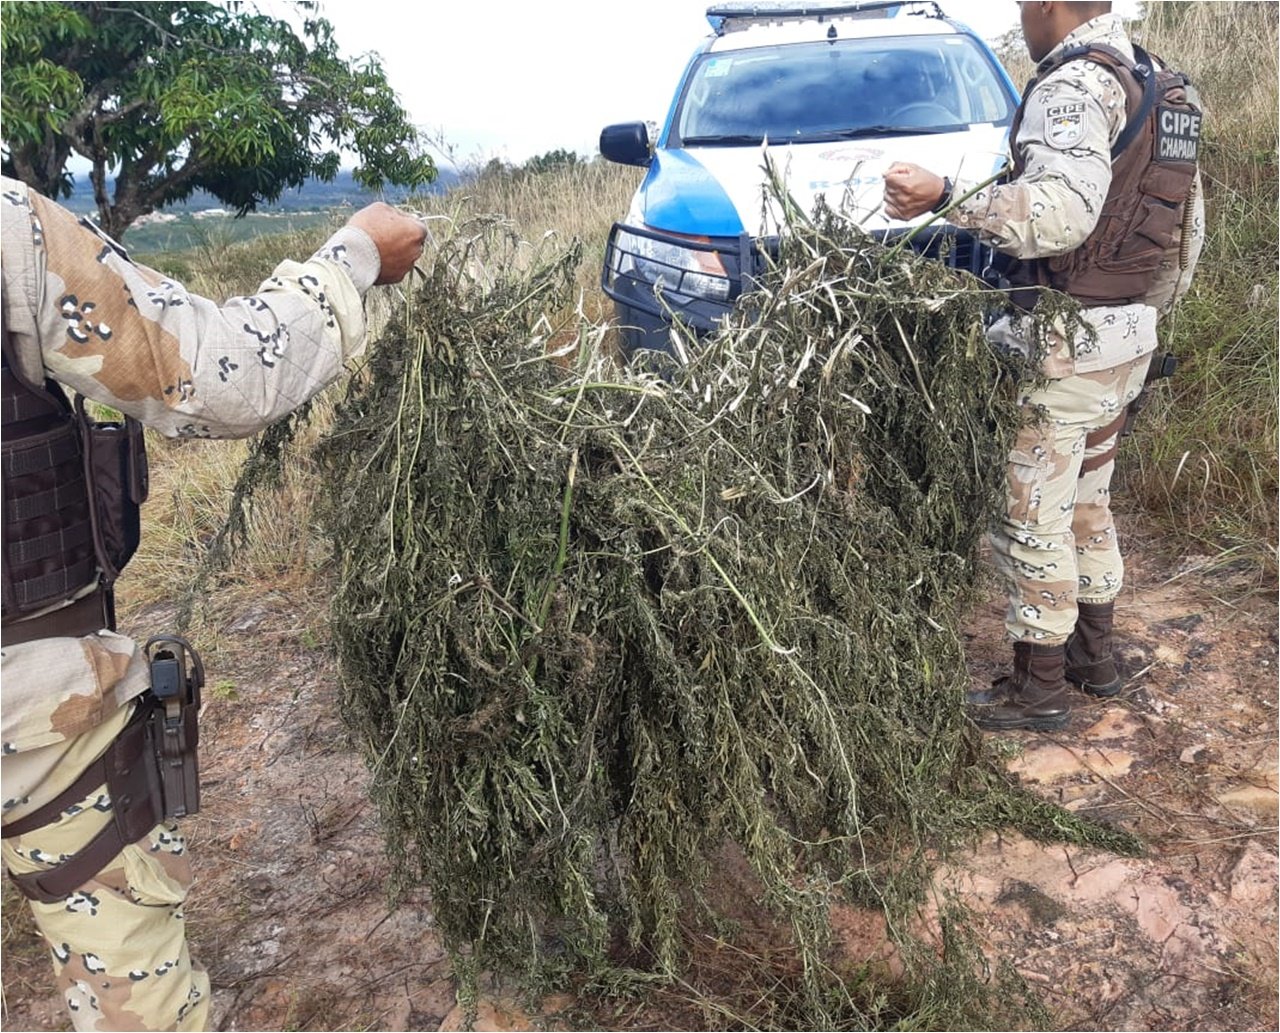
[23,189,382,439]
[947,69,1127,260]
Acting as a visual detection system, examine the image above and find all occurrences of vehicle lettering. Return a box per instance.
[808,175,883,190]
[818,147,884,162]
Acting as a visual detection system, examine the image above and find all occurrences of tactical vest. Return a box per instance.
[1006,42,1202,307]
[1,330,148,643]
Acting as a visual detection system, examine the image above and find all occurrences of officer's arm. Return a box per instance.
[946,77,1121,260]
[20,189,400,440]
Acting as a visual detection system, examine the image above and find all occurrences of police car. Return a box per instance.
[599,0,1020,356]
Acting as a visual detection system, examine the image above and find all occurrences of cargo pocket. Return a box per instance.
[120,823,192,907]
[1006,449,1048,527]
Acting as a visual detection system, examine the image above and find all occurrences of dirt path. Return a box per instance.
[3,543,1275,1032]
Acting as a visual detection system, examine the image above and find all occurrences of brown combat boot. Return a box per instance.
[970,642,1071,731]
[1065,600,1124,698]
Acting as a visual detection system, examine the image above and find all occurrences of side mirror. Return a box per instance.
[600,122,652,167]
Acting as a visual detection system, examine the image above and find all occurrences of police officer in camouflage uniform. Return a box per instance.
[883,1,1203,731]
[2,176,426,1031]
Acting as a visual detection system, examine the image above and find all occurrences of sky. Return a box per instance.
[308,0,1032,169]
[63,0,1142,178]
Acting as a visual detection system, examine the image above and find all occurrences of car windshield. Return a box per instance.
[674,34,1012,145]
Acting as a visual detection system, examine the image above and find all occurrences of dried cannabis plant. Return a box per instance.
[313,203,1136,1028]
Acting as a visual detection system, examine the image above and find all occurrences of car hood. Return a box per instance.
[634,125,1009,237]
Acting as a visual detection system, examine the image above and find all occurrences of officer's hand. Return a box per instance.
[347,203,427,285]
[882,163,948,222]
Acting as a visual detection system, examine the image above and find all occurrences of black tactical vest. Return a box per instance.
[1,331,148,639]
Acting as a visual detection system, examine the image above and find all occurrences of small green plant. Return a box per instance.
[988,736,1027,762]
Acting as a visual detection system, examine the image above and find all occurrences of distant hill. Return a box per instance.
[59,166,463,216]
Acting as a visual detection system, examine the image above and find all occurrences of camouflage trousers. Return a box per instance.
[1,703,210,1031]
[991,353,1152,644]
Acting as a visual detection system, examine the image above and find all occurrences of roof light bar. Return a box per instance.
[705,1,944,35]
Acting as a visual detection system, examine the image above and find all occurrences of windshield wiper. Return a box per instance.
[682,125,956,147]
[680,134,766,146]
[814,125,956,140]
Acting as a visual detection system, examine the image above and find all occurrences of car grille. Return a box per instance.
[878,225,1006,282]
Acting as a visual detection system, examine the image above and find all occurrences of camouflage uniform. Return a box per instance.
[1,175,381,1031]
[943,13,1204,645]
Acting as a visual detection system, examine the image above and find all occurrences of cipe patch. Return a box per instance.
[1156,106,1201,162]
[1046,101,1087,149]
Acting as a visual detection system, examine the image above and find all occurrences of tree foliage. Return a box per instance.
[521,147,582,175]
[475,149,585,187]
[1,1,435,237]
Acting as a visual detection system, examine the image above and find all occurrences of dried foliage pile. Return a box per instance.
[316,205,1136,1026]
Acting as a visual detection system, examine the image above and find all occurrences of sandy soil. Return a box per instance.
[2,534,1276,1032]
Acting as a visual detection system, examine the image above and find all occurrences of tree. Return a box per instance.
[521,148,581,176]
[1,1,435,238]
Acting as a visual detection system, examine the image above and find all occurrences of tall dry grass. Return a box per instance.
[1126,1,1278,573]
[431,160,642,316]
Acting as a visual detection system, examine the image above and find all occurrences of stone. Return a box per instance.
[1226,842,1280,908]
[437,992,571,1033]
[1070,859,1135,902]
[1009,744,1087,782]
[1179,744,1207,765]
[439,998,532,1033]
[996,878,1067,925]
[1216,783,1279,817]
[1084,710,1143,741]
[1008,743,1135,784]
[829,903,905,980]
[1130,883,1182,943]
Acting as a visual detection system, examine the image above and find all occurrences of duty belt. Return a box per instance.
[0,585,114,647]
[1,637,204,903]
[2,703,160,903]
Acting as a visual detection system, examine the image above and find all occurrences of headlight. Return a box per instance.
[611,227,732,304]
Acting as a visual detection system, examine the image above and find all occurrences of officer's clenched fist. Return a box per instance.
[348,203,427,285]
[882,162,948,222]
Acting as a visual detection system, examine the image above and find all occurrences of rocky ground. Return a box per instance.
[2,538,1276,1032]
[943,543,1278,1031]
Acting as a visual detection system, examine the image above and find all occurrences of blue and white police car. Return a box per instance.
[599,0,1020,356]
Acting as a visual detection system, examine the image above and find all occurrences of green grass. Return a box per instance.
[1117,184,1279,574]
[1113,2,1279,575]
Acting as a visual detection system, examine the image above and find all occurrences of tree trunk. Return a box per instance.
[9,133,73,200]
[90,156,112,233]
[103,157,158,241]
[98,197,148,241]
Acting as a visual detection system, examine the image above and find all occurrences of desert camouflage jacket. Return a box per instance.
[948,14,1204,376]
[1,174,381,758]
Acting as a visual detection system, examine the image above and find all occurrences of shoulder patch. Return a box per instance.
[1046,101,1088,149]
